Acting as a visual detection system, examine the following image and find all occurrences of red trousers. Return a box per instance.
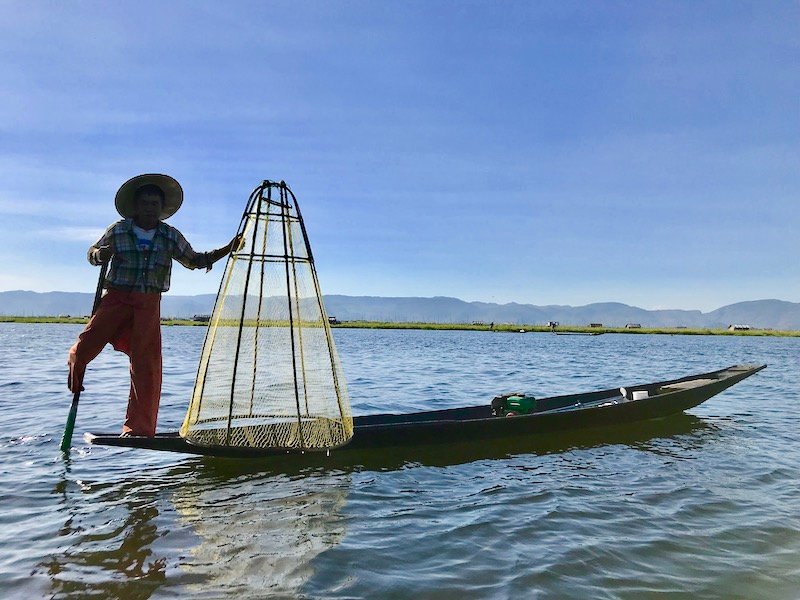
[68,289,162,437]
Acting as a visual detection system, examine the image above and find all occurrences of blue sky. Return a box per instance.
[1,1,797,311]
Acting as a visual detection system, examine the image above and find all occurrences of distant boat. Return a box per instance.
[554,331,604,336]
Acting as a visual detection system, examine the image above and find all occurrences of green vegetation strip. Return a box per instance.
[1,316,798,336]
[331,321,800,336]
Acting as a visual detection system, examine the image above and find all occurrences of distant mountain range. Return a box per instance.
[1,290,799,329]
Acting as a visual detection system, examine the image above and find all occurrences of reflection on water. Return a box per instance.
[171,463,349,598]
[36,416,707,598]
[254,412,714,473]
[42,460,350,599]
[43,467,171,599]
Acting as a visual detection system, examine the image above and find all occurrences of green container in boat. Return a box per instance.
[505,395,536,415]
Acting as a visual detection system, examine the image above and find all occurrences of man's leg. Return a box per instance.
[123,294,162,436]
[67,291,132,393]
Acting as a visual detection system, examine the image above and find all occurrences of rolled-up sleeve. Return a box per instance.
[172,229,213,271]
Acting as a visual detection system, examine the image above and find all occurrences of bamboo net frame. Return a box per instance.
[180,181,353,450]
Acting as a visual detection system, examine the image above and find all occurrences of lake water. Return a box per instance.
[1,323,798,598]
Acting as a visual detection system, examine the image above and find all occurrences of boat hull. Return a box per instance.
[84,364,765,458]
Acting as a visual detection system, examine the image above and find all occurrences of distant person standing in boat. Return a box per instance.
[67,174,242,437]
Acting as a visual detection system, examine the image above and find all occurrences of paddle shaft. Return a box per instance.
[60,262,108,453]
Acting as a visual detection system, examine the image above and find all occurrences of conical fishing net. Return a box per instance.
[180,181,353,450]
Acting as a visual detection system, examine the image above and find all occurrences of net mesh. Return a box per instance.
[180,181,353,450]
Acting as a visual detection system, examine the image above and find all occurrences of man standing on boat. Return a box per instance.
[67,173,241,437]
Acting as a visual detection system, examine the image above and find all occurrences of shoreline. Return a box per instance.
[1,316,798,337]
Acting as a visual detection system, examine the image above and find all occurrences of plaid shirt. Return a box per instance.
[88,219,213,293]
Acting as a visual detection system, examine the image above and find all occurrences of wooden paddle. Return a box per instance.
[60,261,108,453]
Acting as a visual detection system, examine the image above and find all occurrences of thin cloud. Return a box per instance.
[0,199,49,216]
[35,226,106,243]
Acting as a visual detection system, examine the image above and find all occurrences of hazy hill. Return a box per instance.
[704,300,800,330]
[1,290,798,329]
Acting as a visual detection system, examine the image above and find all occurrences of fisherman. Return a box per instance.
[67,174,242,437]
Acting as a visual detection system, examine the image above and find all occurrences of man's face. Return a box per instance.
[134,192,162,226]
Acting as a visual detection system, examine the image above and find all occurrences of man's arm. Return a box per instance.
[173,231,244,271]
[87,227,114,265]
[206,234,245,266]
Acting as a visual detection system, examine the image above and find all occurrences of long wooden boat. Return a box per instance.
[85,364,765,458]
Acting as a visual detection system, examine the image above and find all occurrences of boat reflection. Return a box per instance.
[196,412,714,474]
